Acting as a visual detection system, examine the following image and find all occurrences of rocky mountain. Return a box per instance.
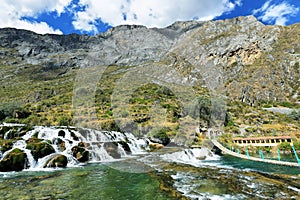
[0,15,299,139]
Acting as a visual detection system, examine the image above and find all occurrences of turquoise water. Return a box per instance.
[0,152,299,200]
[0,163,176,200]
[220,155,300,175]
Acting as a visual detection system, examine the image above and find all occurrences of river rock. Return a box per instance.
[26,138,55,161]
[58,130,66,138]
[44,154,68,168]
[71,145,89,162]
[70,131,79,141]
[117,141,131,153]
[52,138,66,151]
[103,142,121,159]
[149,143,164,151]
[0,148,28,172]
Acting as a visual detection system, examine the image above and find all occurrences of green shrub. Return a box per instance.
[293,141,300,150]
[287,110,300,121]
[148,127,171,145]
[57,116,72,126]
[279,142,291,151]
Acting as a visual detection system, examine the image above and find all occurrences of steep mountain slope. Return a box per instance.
[0,16,299,142]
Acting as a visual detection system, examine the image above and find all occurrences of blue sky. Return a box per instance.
[0,0,299,35]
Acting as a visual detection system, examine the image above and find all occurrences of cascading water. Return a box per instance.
[0,125,149,171]
[160,148,221,167]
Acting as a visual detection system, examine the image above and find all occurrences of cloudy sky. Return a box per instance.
[0,0,299,35]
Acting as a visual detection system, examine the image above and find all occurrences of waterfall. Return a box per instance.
[0,126,148,171]
[117,144,127,157]
[161,148,220,166]
[89,143,114,162]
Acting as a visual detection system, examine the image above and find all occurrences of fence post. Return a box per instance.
[246,148,249,158]
[259,149,264,160]
[277,148,280,161]
[291,145,300,165]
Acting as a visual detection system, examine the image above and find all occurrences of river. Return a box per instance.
[0,148,299,199]
[0,126,299,199]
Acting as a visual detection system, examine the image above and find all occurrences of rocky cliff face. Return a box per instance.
[0,15,299,131]
[1,16,299,103]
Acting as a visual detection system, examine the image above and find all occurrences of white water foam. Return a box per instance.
[160,148,221,167]
[1,126,148,171]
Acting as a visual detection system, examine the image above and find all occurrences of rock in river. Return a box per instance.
[0,148,28,172]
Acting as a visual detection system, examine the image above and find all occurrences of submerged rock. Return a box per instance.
[0,148,28,172]
[44,154,67,168]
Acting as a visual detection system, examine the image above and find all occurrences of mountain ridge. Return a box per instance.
[0,15,299,140]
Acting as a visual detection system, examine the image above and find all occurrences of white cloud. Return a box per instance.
[73,0,241,33]
[253,0,299,25]
[0,0,72,34]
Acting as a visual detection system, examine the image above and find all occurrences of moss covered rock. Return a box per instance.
[0,126,11,139]
[26,139,55,161]
[0,126,32,139]
[0,140,14,153]
[44,154,68,168]
[0,148,28,172]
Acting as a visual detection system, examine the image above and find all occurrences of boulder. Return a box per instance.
[44,154,68,168]
[117,141,131,153]
[78,142,88,148]
[71,145,89,162]
[70,131,79,141]
[149,129,171,146]
[0,148,28,172]
[149,143,164,151]
[52,138,66,151]
[103,142,121,159]
[26,139,55,161]
[58,130,65,138]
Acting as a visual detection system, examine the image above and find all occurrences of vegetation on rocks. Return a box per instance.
[26,139,55,161]
[0,148,28,171]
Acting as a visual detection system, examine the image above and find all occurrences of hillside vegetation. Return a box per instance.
[0,16,299,144]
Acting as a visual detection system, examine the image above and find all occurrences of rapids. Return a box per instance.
[0,125,299,199]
